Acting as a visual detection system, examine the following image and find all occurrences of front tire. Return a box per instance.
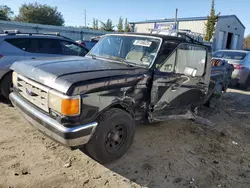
[86,108,135,164]
[1,72,13,100]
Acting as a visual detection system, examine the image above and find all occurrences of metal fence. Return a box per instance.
[0,20,110,40]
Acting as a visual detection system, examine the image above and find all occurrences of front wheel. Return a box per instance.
[0,72,13,100]
[86,108,135,164]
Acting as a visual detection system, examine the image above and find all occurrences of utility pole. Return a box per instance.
[84,9,87,28]
[175,8,178,33]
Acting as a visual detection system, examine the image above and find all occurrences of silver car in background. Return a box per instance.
[213,50,250,89]
[0,32,89,99]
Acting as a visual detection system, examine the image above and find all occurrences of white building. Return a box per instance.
[0,20,108,40]
[130,15,245,51]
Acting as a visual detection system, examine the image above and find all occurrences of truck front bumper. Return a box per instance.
[9,92,98,147]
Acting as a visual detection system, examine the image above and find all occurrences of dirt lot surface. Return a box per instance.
[0,88,250,188]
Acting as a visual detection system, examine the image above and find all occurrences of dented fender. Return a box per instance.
[73,73,152,125]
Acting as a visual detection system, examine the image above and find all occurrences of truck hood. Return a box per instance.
[11,56,148,94]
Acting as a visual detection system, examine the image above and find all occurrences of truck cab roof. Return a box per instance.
[110,32,186,41]
[106,32,211,49]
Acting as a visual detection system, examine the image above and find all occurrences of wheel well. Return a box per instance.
[0,71,12,85]
[97,103,135,120]
[111,104,134,117]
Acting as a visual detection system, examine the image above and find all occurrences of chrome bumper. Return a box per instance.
[10,92,98,147]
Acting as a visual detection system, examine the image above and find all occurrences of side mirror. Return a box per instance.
[184,67,198,77]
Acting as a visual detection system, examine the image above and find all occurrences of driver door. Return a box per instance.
[149,43,210,121]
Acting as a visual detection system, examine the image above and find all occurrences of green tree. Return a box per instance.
[15,2,64,26]
[124,18,130,32]
[117,17,123,32]
[204,0,220,41]
[0,5,13,21]
[100,19,114,31]
[243,35,250,49]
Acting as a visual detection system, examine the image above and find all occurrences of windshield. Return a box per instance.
[88,35,161,67]
[213,51,247,60]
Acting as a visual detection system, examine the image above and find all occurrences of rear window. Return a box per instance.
[5,38,62,54]
[5,37,88,56]
[213,51,247,60]
[60,41,88,56]
[34,38,62,54]
[5,38,30,51]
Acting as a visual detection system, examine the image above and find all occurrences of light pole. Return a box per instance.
[175,8,178,33]
[84,9,87,28]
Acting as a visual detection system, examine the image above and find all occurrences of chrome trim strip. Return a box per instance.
[10,92,98,147]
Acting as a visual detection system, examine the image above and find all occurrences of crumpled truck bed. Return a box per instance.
[204,59,234,104]
[210,59,234,89]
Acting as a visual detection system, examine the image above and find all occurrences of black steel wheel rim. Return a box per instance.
[105,124,127,152]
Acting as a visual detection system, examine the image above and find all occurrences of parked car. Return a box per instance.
[213,50,250,89]
[211,58,234,92]
[0,31,89,99]
[76,36,102,50]
[10,33,231,164]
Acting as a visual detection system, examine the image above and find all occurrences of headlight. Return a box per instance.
[48,90,81,116]
[12,72,18,86]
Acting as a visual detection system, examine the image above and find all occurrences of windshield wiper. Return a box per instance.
[108,56,136,67]
[87,54,144,68]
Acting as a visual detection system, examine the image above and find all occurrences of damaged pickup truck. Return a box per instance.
[10,33,231,163]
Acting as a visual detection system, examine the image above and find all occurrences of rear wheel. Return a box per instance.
[0,72,13,100]
[86,108,135,164]
[239,76,250,90]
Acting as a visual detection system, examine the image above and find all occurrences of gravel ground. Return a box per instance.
[0,88,250,188]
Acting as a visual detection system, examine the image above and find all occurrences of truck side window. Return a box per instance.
[159,52,176,72]
[175,44,207,76]
[158,41,179,72]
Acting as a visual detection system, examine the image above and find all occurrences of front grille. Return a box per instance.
[17,74,50,112]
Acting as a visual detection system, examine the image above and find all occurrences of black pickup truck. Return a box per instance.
[10,33,231,163]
